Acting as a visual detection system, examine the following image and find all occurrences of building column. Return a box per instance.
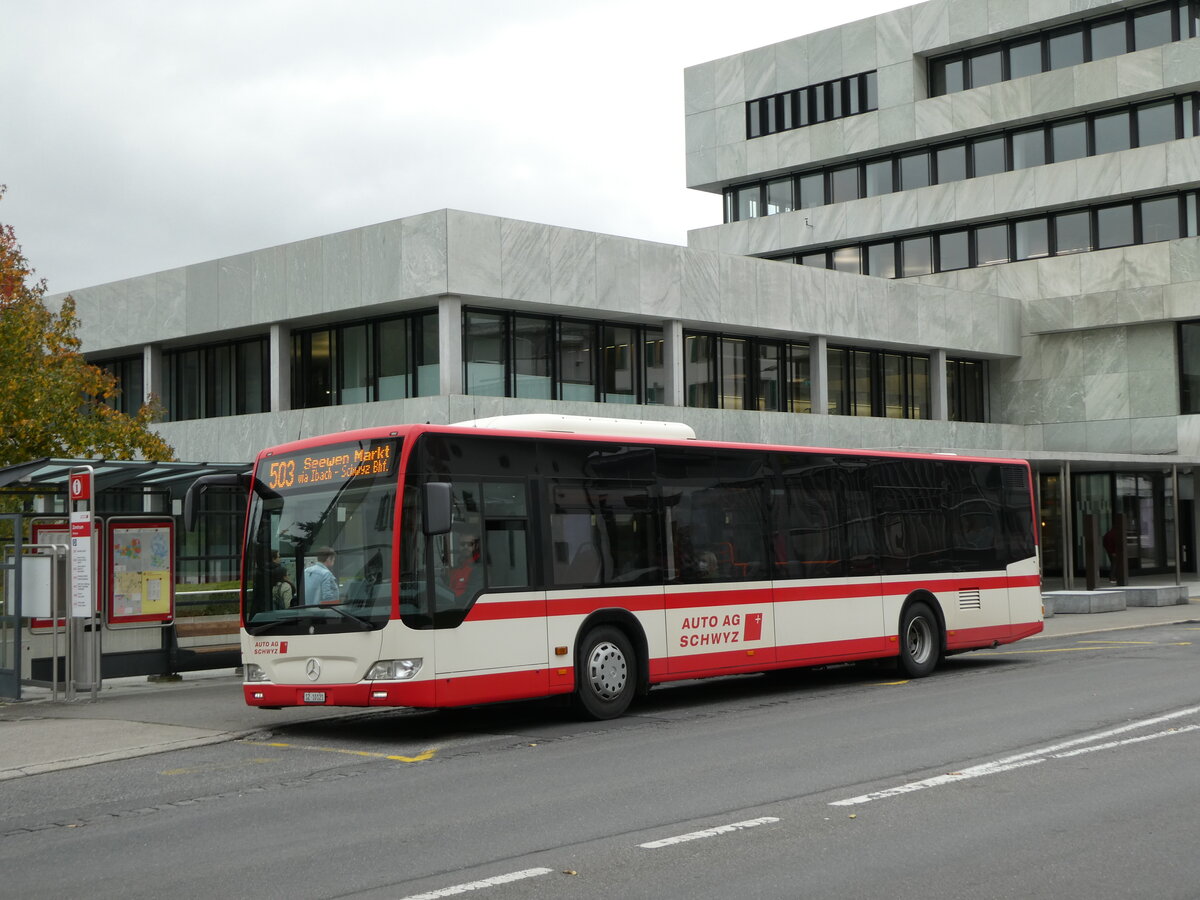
[930,348,948,420]
[438,295,464,395]
[663,320,685,407]
[143,344,163,406]
[269,324,291,412]
[810,336,828,415]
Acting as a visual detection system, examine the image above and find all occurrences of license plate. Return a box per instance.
[302,691,326,704]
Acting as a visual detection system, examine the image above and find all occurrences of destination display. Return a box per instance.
[262,439,399,493]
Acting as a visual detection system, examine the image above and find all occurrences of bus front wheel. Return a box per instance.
[575,626,636,720]
[898,601,941,678]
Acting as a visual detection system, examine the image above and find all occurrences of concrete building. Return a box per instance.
[58,0,1200,583]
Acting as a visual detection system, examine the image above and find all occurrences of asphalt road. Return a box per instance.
[2,621,1198,900]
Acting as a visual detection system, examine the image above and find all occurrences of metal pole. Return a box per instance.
[1062,461,1073,591]
[1174,464,1182,587]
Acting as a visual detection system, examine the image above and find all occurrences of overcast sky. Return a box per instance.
[3,0,909,294]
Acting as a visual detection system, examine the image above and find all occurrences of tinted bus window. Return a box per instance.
[658,448,769,583]
[547,480,660,587]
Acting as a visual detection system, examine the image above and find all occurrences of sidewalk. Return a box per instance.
[1,600,1197,781]
[0,668,359,782]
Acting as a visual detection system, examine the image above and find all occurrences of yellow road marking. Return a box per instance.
[238,739,437,763]
[873,680,910,686]
[977,646,1114,655]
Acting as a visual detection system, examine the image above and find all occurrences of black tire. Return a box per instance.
[574,625,636,720]
[898,601,941,678]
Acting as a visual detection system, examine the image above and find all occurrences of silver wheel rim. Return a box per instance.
[906,615,933,665]
[586,640,628,701]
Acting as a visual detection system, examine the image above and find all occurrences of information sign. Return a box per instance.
[261,439,398,493]
[106,519,174,625]
[69,511,93,618]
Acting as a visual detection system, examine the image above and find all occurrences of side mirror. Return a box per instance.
[423,482,452,536]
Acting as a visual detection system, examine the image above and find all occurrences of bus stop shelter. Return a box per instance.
[0,457,249,700]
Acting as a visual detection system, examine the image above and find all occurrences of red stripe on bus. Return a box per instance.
[462,573,1043,621]
[465,599,549,621]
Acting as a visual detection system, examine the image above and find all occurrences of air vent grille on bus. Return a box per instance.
[959,589,982,610]
[1002,466,1027,491]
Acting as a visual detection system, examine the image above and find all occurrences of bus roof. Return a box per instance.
[254,417,1030,472]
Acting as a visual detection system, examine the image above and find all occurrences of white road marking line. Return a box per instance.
[398,867,553,899]
[831,704,1200,807]
[1052,723,1200,758]
[640,816,780,849]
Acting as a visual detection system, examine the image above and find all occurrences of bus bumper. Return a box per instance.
[244,680,438,708]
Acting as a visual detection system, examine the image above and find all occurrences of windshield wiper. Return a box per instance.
[325,605,374,631]
[246,606,373,635]
[247,618,290,636]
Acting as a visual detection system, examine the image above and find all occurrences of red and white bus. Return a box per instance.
[227,415,1042,719]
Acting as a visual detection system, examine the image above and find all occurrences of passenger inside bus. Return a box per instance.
[449,534,484,600]
[302,547,340,605]
[270,551,295,609]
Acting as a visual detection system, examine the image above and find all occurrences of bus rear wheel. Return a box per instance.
[898,601,941,678]
[575,626,636,720]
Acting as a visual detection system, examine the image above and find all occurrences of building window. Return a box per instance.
[937,231,970,271]
[1096,202,1135,249]
[972,136,1006,177]
[746,70,877,139]
[95,355,145,417]
[947,359,987,422]
[928,0,1196,97]
[724,94,1198,222]
[685,332,813,414]
[163,337,268,422]
[866,241,897,278]
[1014,217,1050,260]
[827,346,931,419]
[1050,118,1088,162]
[934,144,967,183]
[293,310,438,409]
[1179,321,1200,413]
[463,310,662,406]
[901,236,933,277]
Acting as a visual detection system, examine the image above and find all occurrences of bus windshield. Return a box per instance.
[242,438,400,634]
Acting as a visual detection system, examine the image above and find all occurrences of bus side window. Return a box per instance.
[548,480,659,586]
[776,454,849,579]
[430,482,485,626]
[482,480,530,589]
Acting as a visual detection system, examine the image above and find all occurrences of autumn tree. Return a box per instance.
[0,188,174,467]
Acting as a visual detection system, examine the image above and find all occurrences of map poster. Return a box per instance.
[107,519,175,625]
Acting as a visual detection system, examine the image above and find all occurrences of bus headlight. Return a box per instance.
[244,664,268,683]
[366,658,423,681]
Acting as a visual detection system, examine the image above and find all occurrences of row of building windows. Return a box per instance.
[774,190,1199,277]
[929,0,1197,97]
[684,331,986,421]
[464,311,665,405]
[292,310,439,409]
[164,338,269,422]
[96,314,987,424]
[746,71,877,139]
[726,94,1198,222]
